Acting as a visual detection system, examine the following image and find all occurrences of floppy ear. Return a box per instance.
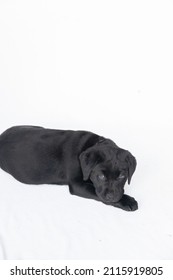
[126,153,137,185]
[79,149,102,181]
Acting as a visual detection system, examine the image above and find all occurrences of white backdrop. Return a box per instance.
[0,0,173,259]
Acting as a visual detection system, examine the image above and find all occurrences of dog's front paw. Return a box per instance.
[115,194,138,211]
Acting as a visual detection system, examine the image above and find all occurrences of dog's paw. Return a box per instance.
[115,195,138,211]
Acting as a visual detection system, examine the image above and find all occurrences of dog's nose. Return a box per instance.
[105,190,114,201]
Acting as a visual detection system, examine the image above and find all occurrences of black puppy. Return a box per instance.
[0,126,138,211]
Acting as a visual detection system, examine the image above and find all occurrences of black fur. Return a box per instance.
[0,126,138,211]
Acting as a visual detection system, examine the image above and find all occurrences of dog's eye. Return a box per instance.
[119,174,125,179]
[98,174,106,180]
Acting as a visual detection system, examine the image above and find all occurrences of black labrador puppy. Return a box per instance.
[0,126,138,211]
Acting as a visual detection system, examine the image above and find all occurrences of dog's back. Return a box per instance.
[0,126,45,181]
[0,126,99,185]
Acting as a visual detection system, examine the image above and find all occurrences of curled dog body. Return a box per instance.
[0,126,138,211]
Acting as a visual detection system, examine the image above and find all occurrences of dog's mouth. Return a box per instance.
[96,191,122,204]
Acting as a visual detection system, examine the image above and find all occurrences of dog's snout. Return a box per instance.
[104,190,114,201]
[115,187,124,199]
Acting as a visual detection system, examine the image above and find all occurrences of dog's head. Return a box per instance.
[79,139,137,203]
